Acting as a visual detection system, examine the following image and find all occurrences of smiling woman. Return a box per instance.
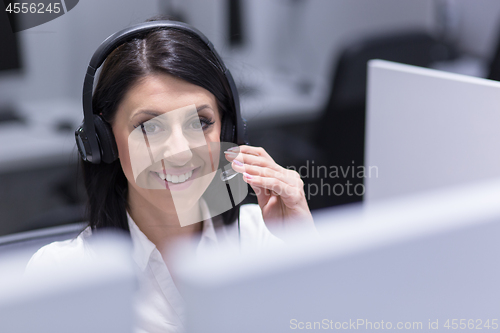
[113,75,222,227]
[87,20,238,234]
[26,17,316,332]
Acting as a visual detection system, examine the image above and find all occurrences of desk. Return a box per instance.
[0,99,82,173]
[0,99,83,234]
[236,69,329,126]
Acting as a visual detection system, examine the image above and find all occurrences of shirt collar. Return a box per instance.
[199,199,217,244]
[127,200,218,271]
[127,212,156,272]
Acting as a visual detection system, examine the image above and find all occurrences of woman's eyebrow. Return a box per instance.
[131,105,213,121]
[131,110,163,120]
[196,104,213,112]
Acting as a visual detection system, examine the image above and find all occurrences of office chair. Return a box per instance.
[487,21,500,81]
[0,222,86,251]
[0,222,86,269]
[18,204,86,233]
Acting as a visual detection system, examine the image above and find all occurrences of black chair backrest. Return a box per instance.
[487,22,500,81]
[0,223,87,268]
[314,31,452,204]
[327,32,449,111]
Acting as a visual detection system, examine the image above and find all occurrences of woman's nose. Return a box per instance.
[162,128,193,166]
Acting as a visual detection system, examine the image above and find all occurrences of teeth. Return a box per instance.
[156,170,194,184]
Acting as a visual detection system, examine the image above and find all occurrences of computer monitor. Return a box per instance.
[0,6,23,123]
[364,59,500,202]
[0,232,136,333]
[0,9,22,72]
[176,178,500,333]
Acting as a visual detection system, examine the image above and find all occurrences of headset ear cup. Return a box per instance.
[93,115,118,164]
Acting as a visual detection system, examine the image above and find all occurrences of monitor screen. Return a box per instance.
[0,8,21,72]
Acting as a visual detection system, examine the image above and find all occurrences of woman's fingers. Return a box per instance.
[242,173,303,205]
[224,150,272,169]
[231,161,301,187]
[224,145,302,185]
[223,145,313,235]
[224,145,305,203]
[232,145,272,159]
[224,146,292,173]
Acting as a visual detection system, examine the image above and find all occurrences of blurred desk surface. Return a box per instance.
[0,99,82,173]
[236,69,328,125]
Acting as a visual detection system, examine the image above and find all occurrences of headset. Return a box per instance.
[75,20,248,164]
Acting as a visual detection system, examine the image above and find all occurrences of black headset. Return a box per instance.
[75,20,247,164]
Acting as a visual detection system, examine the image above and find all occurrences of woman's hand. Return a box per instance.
[225,145,316,239]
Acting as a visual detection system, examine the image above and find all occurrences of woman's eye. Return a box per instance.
[190,120,203,130]
[144,124,156,132]
[141,122,163,134]
[188,118,214,131]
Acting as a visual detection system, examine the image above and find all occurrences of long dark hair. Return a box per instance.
[82,19,239,232]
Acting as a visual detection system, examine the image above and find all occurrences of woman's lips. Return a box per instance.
[157,169,193,183]
[150,167,200,191]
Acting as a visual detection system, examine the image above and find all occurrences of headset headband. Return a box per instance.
[80,20,245,164]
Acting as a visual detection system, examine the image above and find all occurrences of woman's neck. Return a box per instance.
[126,188,204,260]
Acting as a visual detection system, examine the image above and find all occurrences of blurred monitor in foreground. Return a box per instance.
[176,178,500,333]
[365,60,500,203]
[0,232,136,333]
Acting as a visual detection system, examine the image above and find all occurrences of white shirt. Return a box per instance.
[26,204,284,333]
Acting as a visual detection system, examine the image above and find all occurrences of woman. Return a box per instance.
[28,18,315,332]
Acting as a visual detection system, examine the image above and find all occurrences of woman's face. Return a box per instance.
[111,74,222,219]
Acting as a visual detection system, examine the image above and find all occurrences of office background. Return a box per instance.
[1,0,500,236]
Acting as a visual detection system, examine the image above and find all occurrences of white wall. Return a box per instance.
[3,0,500,114]
[3,0,480,116]
[243,0,435,81]
[180,0,436,110]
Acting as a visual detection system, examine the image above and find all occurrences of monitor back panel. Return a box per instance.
[365,60,500,202]
[180,179,500,333]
